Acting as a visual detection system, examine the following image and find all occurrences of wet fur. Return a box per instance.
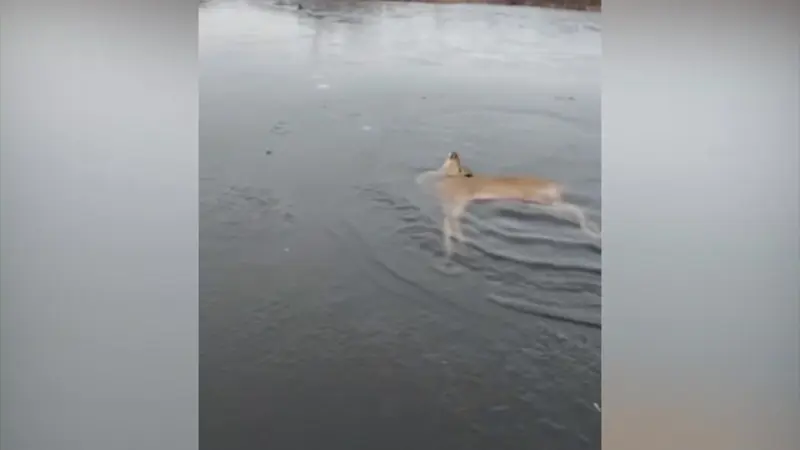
[435,152,599,255]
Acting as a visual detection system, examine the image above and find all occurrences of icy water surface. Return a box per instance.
[201,1,601,448]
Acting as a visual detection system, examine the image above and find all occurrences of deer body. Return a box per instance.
[433,152,596,255]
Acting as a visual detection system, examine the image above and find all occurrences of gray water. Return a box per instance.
[200,1,601,448]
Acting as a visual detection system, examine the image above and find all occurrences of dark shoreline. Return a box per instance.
[384,0,601,12]
[282,0,602,13]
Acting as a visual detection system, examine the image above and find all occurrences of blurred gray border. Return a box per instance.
[0,1,198,449]
[1,0,797,450]
[604,0,799,448]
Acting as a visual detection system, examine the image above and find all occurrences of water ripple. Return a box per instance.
[356,181,600,327]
